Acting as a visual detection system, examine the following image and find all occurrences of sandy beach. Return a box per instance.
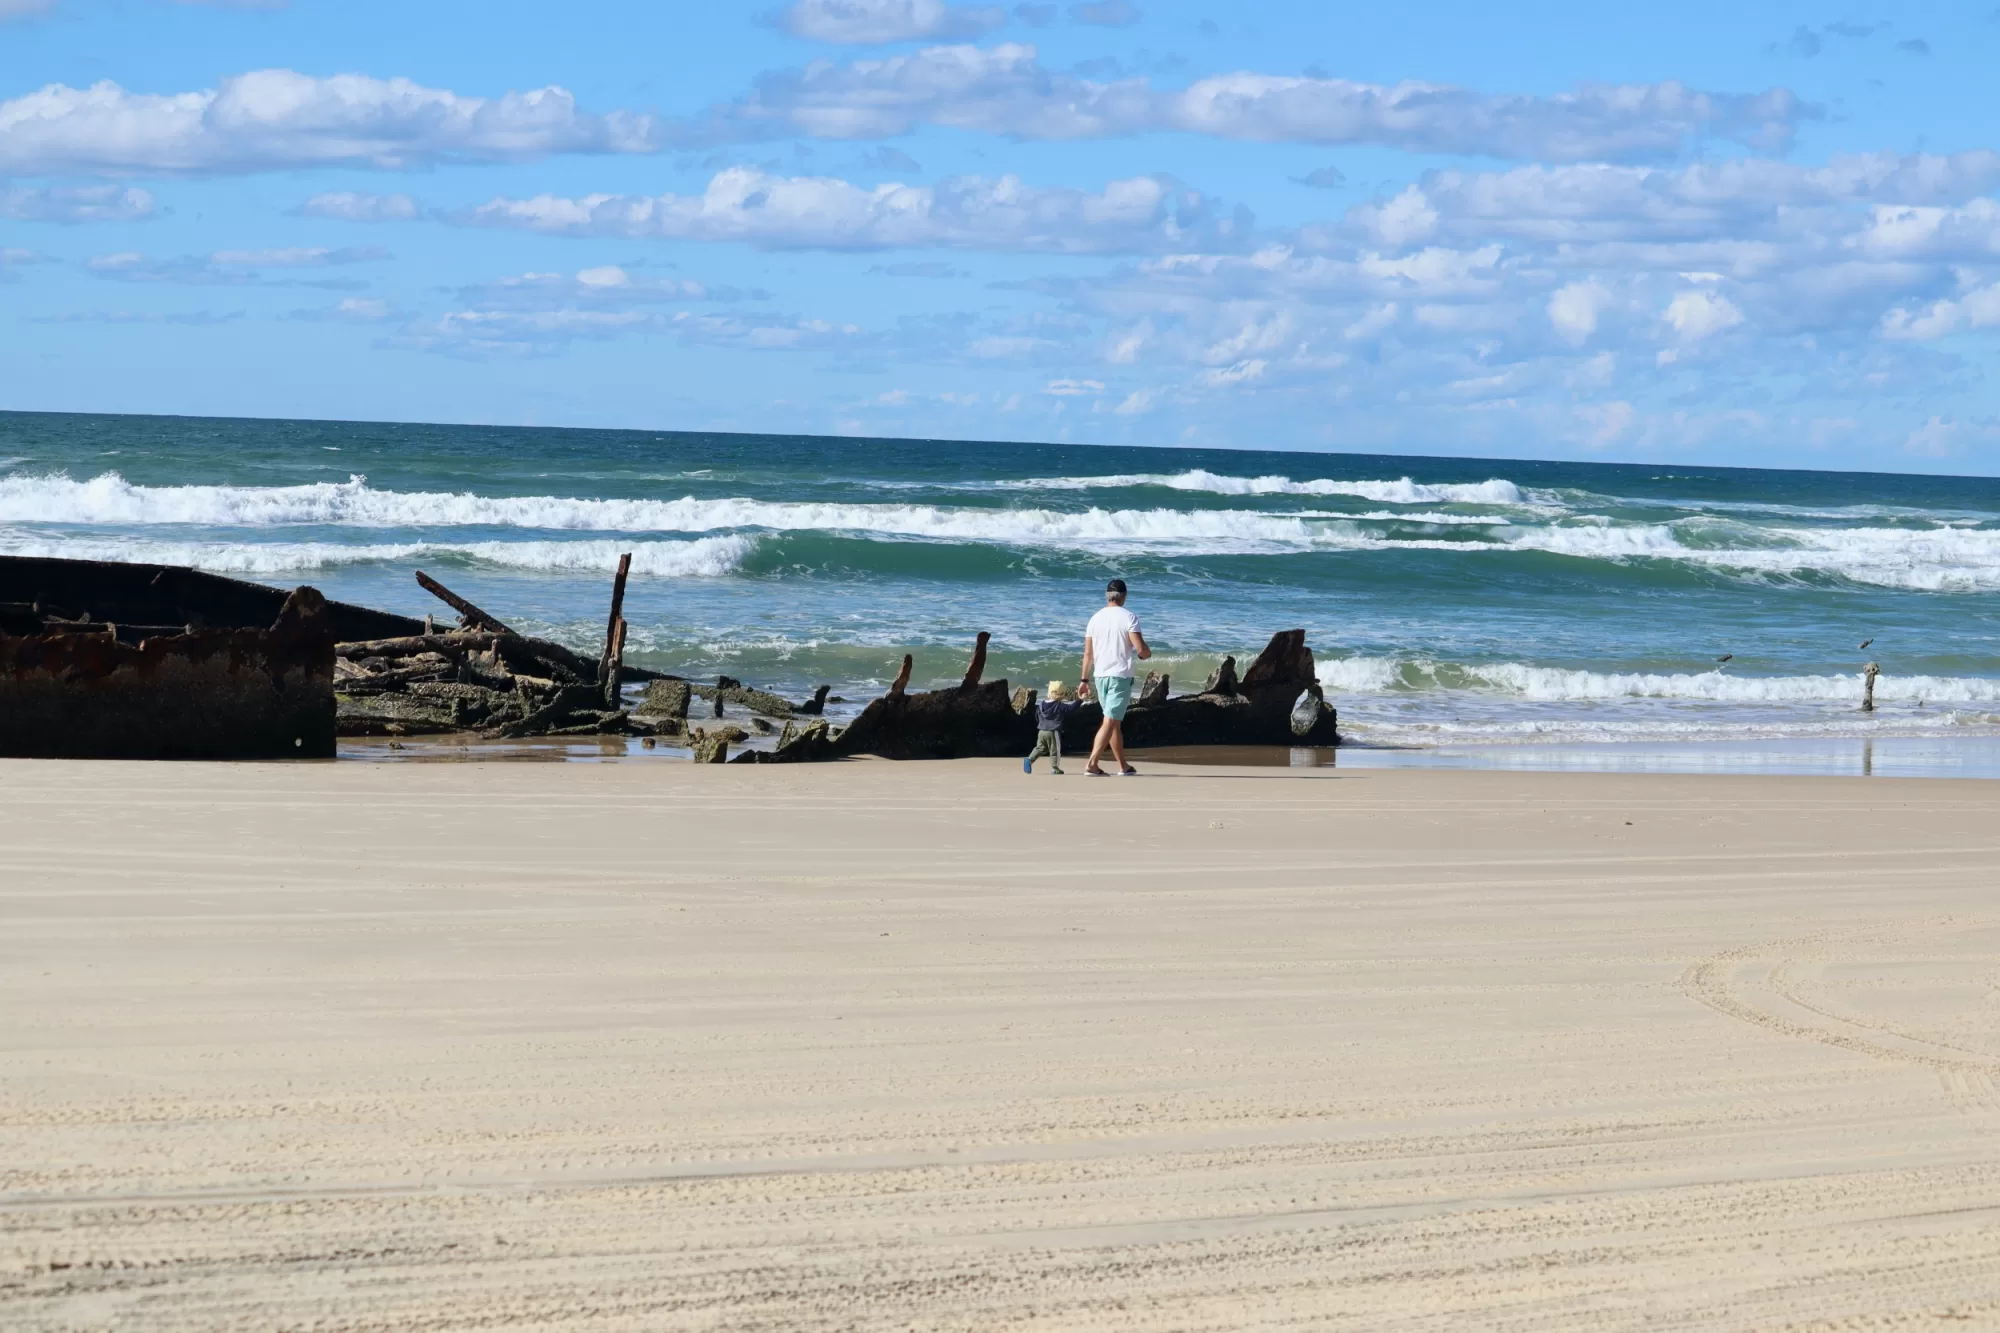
[4,756,1999,1330]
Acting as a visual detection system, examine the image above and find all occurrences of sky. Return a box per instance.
[4,1,2000,473]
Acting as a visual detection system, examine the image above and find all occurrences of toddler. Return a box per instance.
[1024,680,1085,774]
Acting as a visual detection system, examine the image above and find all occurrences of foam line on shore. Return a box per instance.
[1320,656,2000,704]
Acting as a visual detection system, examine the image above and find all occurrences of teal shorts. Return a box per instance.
[1094,675,1135,721]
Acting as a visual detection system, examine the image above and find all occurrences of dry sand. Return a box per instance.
[3,755,1999,1330]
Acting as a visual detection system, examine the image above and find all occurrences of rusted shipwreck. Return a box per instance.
[740,627,1338,764]
[0,555,665,757]
[1,552,1339,762]
[0,556,385,760]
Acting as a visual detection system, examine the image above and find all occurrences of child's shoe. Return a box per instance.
[1050,764,1064,774]
[1023,756,1033,773]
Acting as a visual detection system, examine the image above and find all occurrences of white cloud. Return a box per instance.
[0,246,52,282]
[0,183,155,222]
[1105,321,1150,363]
[296,191,421,222]
[290,296,397,323]
[1879,281,2000,339]
[1044,377,1104,394]
[1850,198,2000,260]
[0,53,1814,187]
[0,71,660,176]
[0,0,56,17]
[692,43,1810,160]
[1902,415,2000,459]
[1576,399,1635,446]
[400,304,884,358]
[452,266,751,307]
[1663,287,1744,341]
[1547,278,1611,343]
[86,245,389,284]
[1343,302,1398,340]
[1112,387,1158,413]
[208,246,387,267]
[1200,312,1292,365]
[777,0,1004,43]
[459,166,1249,254]
[1327,153,2000,254]
[1199,358,1266,386]
[1353,186,1438,246]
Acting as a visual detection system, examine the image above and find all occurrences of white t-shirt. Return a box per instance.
[1086,604,1141,679]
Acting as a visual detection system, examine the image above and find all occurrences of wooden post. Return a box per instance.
[1862,661,1880,712]
[959,631,990,691]
[604,618,628,708]
[598,553,632,689]
[889,654,913,699]
[415,570,513,634]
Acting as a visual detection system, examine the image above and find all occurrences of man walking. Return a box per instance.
[1081,577,1150,776]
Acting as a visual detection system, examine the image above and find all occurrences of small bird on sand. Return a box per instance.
[1858,638,1873,650]
[1716,654,1733,663]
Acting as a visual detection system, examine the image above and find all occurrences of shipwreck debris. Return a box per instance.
[415,570,513,634]
[825,628,1338,762]
[0,585,337,760]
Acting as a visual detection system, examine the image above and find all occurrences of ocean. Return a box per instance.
[6,409,2000,767]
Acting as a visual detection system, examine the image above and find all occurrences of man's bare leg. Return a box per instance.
[1107,721,1128,771]
[1088,717,1117,771]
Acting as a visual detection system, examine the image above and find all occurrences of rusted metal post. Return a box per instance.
[959,631,990,691]
[415,570,513,634]
[604,618,628,708]
[1862,661,1880,712]
[598,553,632,691]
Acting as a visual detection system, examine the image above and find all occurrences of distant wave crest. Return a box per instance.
[1004,470,1528,504]
[0,532,756,578]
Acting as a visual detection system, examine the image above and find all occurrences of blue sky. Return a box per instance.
[5,1,2000,473]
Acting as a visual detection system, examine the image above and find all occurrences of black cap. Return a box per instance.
[1106,578,1127,596]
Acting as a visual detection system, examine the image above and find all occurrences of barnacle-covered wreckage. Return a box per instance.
[0,553,1337,761]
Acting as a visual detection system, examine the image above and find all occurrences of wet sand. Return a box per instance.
[4,757,1999,1330]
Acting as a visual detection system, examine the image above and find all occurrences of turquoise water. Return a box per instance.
[5,409,2000,752]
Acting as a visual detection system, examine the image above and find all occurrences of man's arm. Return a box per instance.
[1081,633,1096,681]
[1130,629,1151,661]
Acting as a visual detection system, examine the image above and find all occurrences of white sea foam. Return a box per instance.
[9,471,2000,589]
[1337,712,2000,746]
[1318,656,2000,706]
[1301,509,1509,526]
[1004,470,1529,505]
[0,533,756,577]
[0,472,1332,552]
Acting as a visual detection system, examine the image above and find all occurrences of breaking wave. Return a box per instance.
[1003,470,1529,504]
[0,533,756,577]
[1319,656,2000,706]
[8,471,2000,590]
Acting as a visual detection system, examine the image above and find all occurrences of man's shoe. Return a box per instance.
[1023,757,1033,773]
